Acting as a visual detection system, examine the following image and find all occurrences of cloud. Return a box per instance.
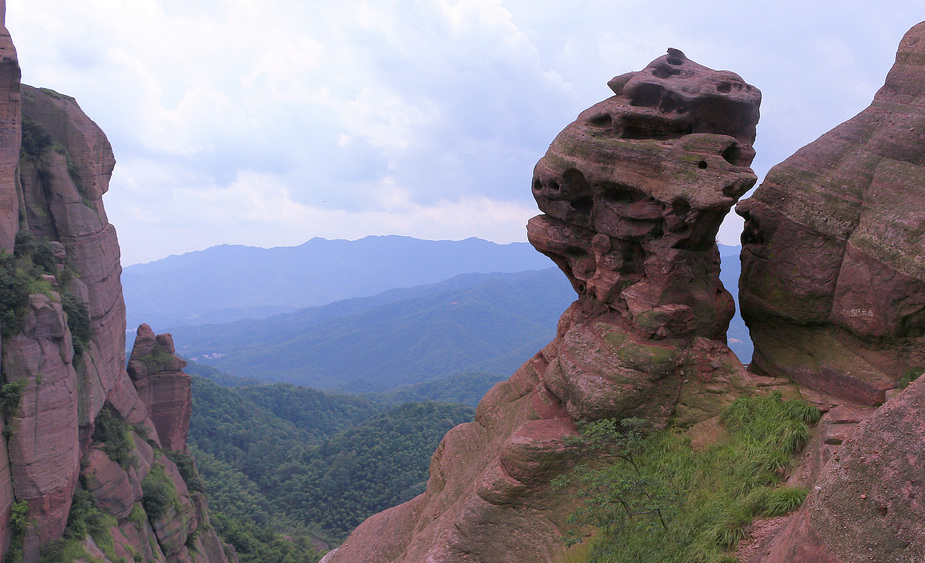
[105,163,537,264]
[6,1,923,263]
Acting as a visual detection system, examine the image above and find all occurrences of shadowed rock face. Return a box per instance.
[737,21,925,406]
[324,51,761,563]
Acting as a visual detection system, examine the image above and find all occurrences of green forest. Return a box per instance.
[187,372,480,561]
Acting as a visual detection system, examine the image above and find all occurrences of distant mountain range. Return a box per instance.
[128,237,752,392]
[122,236,553,329]
[169,268,576,392]
[717,243,751,362]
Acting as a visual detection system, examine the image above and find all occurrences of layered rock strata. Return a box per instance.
[324,50,761,562]
[737,21,925,406]
[0,5,232,561]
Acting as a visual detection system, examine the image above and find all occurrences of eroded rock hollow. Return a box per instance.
[324,49,761,562]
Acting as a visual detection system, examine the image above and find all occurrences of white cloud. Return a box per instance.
[7,0,924,264]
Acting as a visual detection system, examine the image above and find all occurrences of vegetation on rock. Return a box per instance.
[555,392,820,562]
[40,487,118,563]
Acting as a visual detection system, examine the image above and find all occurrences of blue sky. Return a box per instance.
[7,1,921,265]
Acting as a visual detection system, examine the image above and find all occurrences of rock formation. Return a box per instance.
[324,49,762,562]
[0,0,18,252]
[758,374,925,563]
[738,21,925,406]
[0,4,232,561]
[727,21,925,563]
[128,324,193,452]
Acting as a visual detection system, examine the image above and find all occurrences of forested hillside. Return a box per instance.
[188,376,476,558]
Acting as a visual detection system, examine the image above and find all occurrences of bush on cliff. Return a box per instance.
[556,392,820,562]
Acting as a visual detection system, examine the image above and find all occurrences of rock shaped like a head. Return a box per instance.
[528,49,760,341]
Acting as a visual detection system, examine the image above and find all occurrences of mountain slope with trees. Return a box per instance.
[172,268,576,391]
[188,376,476,553]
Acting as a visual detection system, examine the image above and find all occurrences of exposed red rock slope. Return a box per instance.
[0,5,232,561]
[758,376,925,563]
[731,21,925,563]
[738,21,925,406]
[324,49,762,563]
[0,0,18,252]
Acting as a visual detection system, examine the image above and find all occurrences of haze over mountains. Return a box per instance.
[122,237,751,392]
[122,235,553,329]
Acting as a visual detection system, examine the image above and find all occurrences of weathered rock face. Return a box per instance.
[0,0,19,252]
[127,324,192,452]
[325,50,761,563]
[760,375,925,563]
[737,21,925,406]
[19,83,129,431]
[0,14,232,563]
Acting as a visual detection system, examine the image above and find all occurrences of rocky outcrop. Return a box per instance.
[0,10,232,562]
[127,324,192,452]
[0,0,19,252]
[2,293,81,555]
[737,21,925,406]
[758,375,925,563]
[325,49,762,562]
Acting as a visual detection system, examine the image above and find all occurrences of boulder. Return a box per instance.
[738,21,925,405]
[760,375,925,563]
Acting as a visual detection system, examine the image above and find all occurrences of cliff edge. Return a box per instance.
[0,5,233,562]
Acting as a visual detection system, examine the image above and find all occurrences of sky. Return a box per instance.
[5,1,922,265]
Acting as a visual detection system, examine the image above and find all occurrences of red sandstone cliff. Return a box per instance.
[0,5,232,562]
[738,21,925,407]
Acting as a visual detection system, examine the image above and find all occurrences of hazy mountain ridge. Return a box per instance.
[173,268,576,391]
[123,236,553,328]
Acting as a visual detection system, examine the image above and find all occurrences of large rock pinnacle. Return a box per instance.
[529,48,759,342]
[325,51,761,562]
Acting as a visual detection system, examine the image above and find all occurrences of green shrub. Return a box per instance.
[0,379,26,422]
[5,500,28,563]
[166,450,205,493]
[141,463,179,522]
[899,370,921,389]
[128,503,147,530]
[61,292,92,358]
[41,486,117,562]
[0,253,29,338]
[20,115,53,160]
[92,406,135,469]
